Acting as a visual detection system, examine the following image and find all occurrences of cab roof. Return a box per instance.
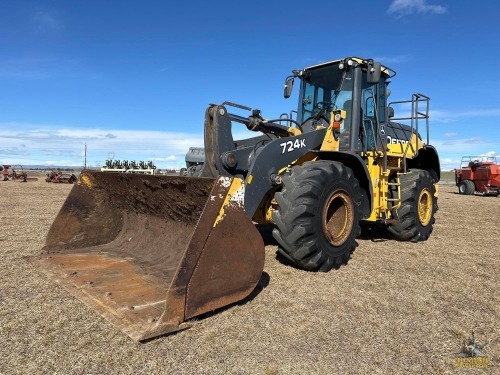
[303,57,394,77]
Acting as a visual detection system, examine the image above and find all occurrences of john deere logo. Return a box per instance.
[454,331,490,368]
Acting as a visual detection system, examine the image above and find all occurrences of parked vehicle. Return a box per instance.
[455,156,500,196]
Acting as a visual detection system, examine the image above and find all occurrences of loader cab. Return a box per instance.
[294,58,391,152]
[296,62,354,138]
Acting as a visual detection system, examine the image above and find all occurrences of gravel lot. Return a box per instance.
[1,174,498,374]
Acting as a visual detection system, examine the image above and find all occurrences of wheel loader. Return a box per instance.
[32,57,440,341]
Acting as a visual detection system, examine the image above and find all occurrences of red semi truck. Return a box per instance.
[455,156,500,196]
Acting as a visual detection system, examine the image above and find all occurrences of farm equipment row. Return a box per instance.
[101,159,157,174]
[1,165,38,182]
[45,170,78,184]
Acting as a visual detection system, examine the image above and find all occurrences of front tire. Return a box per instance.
[458,180,475,195]
[387,169,437,242]
[271,161,363,271]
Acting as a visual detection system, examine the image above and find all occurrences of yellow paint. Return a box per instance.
[362,152,403,222]
[266,198,278,223]
[320,109,345,152]
[287,127,302,136]
[276,153,317,177]
[213,178,243,227]
[386,133,422,158]
[348,57,392,76]
[79,173,93,188]
[247,175,253,185]
[417,188,433,226]
[365,155,384,221]
[254,152,318,224]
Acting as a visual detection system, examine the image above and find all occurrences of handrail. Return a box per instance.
[388,93,430,172]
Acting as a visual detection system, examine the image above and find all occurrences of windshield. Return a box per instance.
[297,64,354,124]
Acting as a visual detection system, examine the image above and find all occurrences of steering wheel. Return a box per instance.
[313,101,333,114]
[300,101,332,132]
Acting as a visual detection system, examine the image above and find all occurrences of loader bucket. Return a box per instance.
[31,171,265,341]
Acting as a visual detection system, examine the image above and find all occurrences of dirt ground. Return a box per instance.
[0,173,498,374]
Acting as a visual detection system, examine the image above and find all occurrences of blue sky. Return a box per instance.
[1,0,499,170]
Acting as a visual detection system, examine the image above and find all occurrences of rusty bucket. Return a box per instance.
[31,171,264,341]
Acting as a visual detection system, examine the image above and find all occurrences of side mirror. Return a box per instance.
[387,106,394,118]
[367,61,381,84]
[284,76,294,98]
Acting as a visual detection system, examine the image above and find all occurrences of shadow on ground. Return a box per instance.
[158,271,271,340]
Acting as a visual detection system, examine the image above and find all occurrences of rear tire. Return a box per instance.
[458,180,475,195]
[271,160,362,271]
[387,169,437,242]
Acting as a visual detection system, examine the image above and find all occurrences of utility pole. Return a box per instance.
[84,143,87,169]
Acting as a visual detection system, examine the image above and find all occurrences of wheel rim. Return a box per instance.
[322,191,354,247]
[459,184,465,193]
[418,188,433,226]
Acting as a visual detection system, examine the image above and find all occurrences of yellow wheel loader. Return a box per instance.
[32,57,440,341]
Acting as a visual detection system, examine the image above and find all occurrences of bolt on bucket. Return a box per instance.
[30,171,265,341]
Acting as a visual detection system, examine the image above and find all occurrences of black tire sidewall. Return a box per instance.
[458,180,474,195]
[465,180,475,195]
[272,160,363,271]
[388,169,437,241]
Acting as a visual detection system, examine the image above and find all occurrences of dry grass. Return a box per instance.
[0,173,498,374]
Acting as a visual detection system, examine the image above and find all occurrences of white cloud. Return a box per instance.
[440,151,498,171]
[484,151,497,157]
[431,135,499,170]
[438,136,485,147]
[0,145,29,156]
[430,108,500,124]
[439,157,459,171]
[0,123,203,168]
[388,0,447,18]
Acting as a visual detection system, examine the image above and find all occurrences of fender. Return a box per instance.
[313,150,373,218]
[408,145,441,181]
[244,129,327,218]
